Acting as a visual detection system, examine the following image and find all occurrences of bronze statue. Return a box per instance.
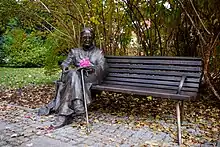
[38,27,107,128]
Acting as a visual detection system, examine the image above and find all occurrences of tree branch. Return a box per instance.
[36,14,72,39]
[204,73,220,101]
[70,0,85,28]
[211,32,220,49]
[189,0,211,35]
[41,23,73,44]
[37,0,51,13]
[177,0,207,45]
[178,0,220,100]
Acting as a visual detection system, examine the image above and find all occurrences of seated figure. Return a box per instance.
[38,27,107,128]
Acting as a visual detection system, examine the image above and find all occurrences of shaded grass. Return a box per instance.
[0,67,59,89]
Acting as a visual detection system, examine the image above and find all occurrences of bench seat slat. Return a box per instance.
[102,81,198,92]
[108,64,201,72]
[107,73,200,83]
[108,68,201,78]
[105,77,199,88]
[92,84,195,100]
[97,84,197,96]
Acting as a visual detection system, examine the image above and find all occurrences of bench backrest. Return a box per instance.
[103,56,203,99]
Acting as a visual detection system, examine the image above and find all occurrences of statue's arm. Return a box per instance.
[61,49,75,71]
[92,49,107,73]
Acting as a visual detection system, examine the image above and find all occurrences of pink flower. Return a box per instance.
[80,58,91,67]
[145,19,151,29]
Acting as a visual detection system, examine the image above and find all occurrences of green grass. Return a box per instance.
[0,67,60,89]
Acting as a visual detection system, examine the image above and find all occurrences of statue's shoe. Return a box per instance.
[52,115,71,129]
[37,106,50,116]
[73,99,85,115]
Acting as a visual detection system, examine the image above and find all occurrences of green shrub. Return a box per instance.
[42,32,67,74]
[3,28,49,67]
[2,28,69,74]
[0,36,5,65]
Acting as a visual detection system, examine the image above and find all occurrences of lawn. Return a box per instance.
[0,67,60,89]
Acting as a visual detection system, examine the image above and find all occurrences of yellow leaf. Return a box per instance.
[156,115,160,120]
[147,96,152,101]
[129,115,135,120]
[212,128,218,132]
[94,119,99,123]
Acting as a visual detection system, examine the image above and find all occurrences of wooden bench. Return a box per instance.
[92,56,203,145]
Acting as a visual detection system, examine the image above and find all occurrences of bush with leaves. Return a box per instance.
[43,33,67,74]
[2,28,61,68]
[0,36,5,65]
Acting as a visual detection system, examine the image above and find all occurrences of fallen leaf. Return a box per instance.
[147,96,152,101]
[11,133,18,138]
[26,143,33,147]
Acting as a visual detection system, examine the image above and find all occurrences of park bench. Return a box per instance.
[91,56,203,145]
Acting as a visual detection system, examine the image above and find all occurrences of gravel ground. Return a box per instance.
[0,100,219,147]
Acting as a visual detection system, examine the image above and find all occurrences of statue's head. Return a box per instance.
[80,27,95,50]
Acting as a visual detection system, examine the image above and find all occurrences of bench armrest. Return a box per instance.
[177,75,187,94]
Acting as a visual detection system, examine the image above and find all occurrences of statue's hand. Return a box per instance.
[84,66,95,73]
[76,66,95,72]
[79,58,91,67]
[62,66,69,73]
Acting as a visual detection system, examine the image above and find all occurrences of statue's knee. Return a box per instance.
[73,70,81,77]
[67,72,73,78]
[66,70,75,77]
[66,70,80,79]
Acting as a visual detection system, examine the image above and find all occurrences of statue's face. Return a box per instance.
[81,30,93,49]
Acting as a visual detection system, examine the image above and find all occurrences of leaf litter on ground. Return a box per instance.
[0,85,219,146]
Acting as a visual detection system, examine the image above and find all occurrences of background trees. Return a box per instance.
[0,0,219,98]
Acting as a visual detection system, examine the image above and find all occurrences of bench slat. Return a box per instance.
[93,56,202,100]
[108,64,201,72]
[108,68,201,78]
[102,81,198,92]
[107,73,200,83]
[107,59,202,66]
[106,56,201,60]
[92,84,195,100]
[105,77,199,88]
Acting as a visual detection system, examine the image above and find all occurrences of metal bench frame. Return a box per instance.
[92,56,203,145]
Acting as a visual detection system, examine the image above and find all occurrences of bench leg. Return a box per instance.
[176,101,182,145]
[180,100,184,124]
[91,91,97,99]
